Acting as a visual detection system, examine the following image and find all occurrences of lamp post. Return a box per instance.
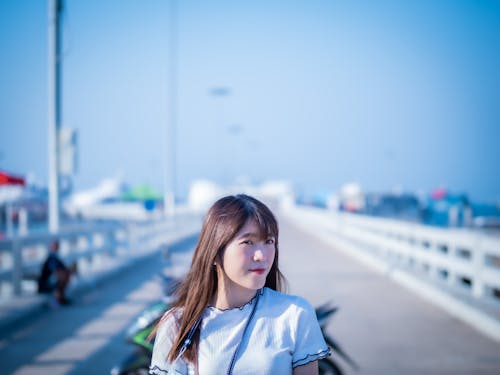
[164,0,177,217]
[48,0,63,233]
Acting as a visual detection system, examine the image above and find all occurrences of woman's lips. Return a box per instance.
[249,268,266,275]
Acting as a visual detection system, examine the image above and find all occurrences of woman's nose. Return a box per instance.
[253,248,266,262]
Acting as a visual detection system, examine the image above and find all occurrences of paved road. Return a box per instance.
[0,235,198,375]
[1,213,500,374]
[278,214,500,375]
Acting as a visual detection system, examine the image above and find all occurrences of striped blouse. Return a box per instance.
[150,287,330,375]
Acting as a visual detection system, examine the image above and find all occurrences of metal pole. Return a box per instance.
[48,0,62,232]
[164,0,177,217]
[6,203,14,237]
[12,238,22,296]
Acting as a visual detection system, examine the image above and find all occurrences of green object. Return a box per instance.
[132,325,155,351]
[121,184,162,201]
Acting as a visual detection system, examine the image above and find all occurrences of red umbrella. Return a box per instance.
[0,170,25,186]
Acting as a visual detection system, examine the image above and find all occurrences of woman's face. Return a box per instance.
[218,219,276,297]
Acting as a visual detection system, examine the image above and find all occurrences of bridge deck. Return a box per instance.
[280,216,500,374]
[0,216,499,374]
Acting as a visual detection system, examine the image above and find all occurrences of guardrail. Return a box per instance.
[0,213,202,299]
[285,205,500,304]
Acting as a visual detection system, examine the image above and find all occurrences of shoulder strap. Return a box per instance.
[174,315,202,363]
[226,289,261,375]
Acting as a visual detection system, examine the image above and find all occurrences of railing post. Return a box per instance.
[472,234,484,298]
[12,238,22,296]
[127,223,136,259]
[447,243,456,287]
[448,238,463,288]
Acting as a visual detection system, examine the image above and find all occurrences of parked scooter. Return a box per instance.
[110,274,178,375]
[111,277,358,375]
[316,302,359,374]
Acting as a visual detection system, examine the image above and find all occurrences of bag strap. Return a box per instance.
[175,289,262,375]
[173,315,203,365]
[226,289,261,375]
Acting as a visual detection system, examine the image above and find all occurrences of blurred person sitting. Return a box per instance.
[37,240,77,306]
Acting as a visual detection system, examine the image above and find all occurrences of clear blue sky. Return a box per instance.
[1,0,499,202]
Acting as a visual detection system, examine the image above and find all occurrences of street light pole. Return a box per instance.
[164,0,177,217]
[48,0,63,232]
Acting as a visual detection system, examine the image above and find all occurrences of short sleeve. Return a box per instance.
[292,298,331,368]
[149,311,189,375]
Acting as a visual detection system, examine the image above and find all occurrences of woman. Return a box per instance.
[150,194,329,374]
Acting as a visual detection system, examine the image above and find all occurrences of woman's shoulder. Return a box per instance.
[262,288,315,313]
[161,306,182,321]
[156,307,182,338]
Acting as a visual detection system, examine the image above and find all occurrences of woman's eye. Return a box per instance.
[242,240,252,245]
[266,238,275,244]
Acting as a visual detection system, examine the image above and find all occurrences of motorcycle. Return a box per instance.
[110,274,178,375]
[111,277,358,375]
[315,302,359,375]
[110,300,170,375]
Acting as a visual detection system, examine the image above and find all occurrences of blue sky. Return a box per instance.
[1,0,499,202]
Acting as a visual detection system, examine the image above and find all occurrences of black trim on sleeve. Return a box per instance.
[149,365,169,374]
[292,347,331,368]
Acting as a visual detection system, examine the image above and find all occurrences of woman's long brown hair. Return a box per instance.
[151,194,286,366]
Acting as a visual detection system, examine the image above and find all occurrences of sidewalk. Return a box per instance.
[0,221,200,335]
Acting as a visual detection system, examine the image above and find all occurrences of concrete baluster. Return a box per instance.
[12,238,22,296]
[472,234,484,298]
[126,223,136,259]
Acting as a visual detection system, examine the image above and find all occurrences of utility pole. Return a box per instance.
[48,0,63,232]
[164,0,177,217]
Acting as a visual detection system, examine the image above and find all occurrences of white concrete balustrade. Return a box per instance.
[0,213,201,299]
[285,205,500,304]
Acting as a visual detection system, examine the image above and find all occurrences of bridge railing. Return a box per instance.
[285,205,500,304]
[0,213,201,299]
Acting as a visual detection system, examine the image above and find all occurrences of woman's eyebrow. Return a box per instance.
[238,232,258,239]
[238,232,275,240]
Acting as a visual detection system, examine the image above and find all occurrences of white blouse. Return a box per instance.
[150,288,330,375]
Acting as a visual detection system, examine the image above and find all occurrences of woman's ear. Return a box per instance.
[215,247,225,266]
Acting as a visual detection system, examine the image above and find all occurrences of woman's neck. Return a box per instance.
[212,285,258,310]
